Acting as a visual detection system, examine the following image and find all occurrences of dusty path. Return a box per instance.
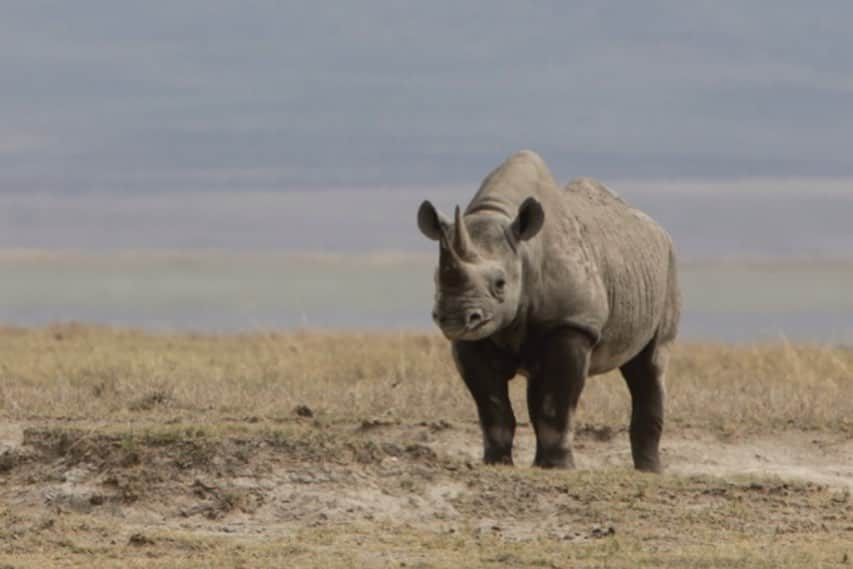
[334,418,853,489]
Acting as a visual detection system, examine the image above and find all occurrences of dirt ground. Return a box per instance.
[1,416,851,568]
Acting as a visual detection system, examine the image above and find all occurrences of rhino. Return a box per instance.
[417,150,680,472]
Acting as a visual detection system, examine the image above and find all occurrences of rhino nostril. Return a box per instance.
[465,309,485,329]
[431,310,439,322]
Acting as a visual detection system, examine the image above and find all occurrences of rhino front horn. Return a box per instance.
[453,205,474,260]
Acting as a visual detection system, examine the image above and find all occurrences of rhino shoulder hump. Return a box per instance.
[565,177,624,203]
[511,149,547,166]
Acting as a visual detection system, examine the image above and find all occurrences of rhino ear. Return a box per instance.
[417,200,450,241]
[512,197,545,241]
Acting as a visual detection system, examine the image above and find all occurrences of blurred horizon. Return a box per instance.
[2,181,852,342]
[2,2,851,341]
[1,177,851,258]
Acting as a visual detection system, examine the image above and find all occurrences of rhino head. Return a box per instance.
[417,198,545,341]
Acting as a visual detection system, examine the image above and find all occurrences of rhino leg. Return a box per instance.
[528,328,592,469]
[620,339,669,473]
[452,340,519,465]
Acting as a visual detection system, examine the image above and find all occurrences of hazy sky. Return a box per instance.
[2,1,853,192]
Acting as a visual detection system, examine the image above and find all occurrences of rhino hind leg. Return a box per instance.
[620,338,670,473]
[528,328,592,469]
[452,340,519,465]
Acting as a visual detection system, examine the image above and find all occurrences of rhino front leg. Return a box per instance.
[620,339,669,473]
[453,340,519,465]
[528,328,591,469]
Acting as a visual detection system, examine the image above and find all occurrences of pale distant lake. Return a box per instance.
[2,252,852,344]
[1,184,851,343]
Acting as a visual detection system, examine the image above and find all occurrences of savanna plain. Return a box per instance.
[0,325,851,568]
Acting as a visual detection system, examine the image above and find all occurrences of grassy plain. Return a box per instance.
[0,325,851,567]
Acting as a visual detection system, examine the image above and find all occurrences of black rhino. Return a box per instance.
[417,151,680,472]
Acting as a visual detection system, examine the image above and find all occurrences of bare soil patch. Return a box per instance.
[1,417,851,568]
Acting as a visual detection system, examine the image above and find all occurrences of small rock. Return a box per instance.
[405,444,437,461]
[37,518,55,531]
[294,405,314,418]
[358,417,397,430]
[590,525,616,538]
[0,450,17,473]
[128,533,154,546]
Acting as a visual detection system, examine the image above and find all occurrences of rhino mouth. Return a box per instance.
[467,315,492,331]
[438,315,494,341]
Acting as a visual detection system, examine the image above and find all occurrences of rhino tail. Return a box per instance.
[657,245,681,345]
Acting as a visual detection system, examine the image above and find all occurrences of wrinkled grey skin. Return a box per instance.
[417,150,680,472]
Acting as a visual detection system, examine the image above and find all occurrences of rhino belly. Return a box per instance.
[588,327,653,375]
[587,269,669,375]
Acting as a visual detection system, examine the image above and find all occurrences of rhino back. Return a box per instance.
[561,178,679,373]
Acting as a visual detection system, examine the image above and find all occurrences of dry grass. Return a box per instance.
[0,324,850,433]
[1,324,852,568]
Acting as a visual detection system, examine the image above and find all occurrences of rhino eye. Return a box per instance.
[492,277,507,300]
